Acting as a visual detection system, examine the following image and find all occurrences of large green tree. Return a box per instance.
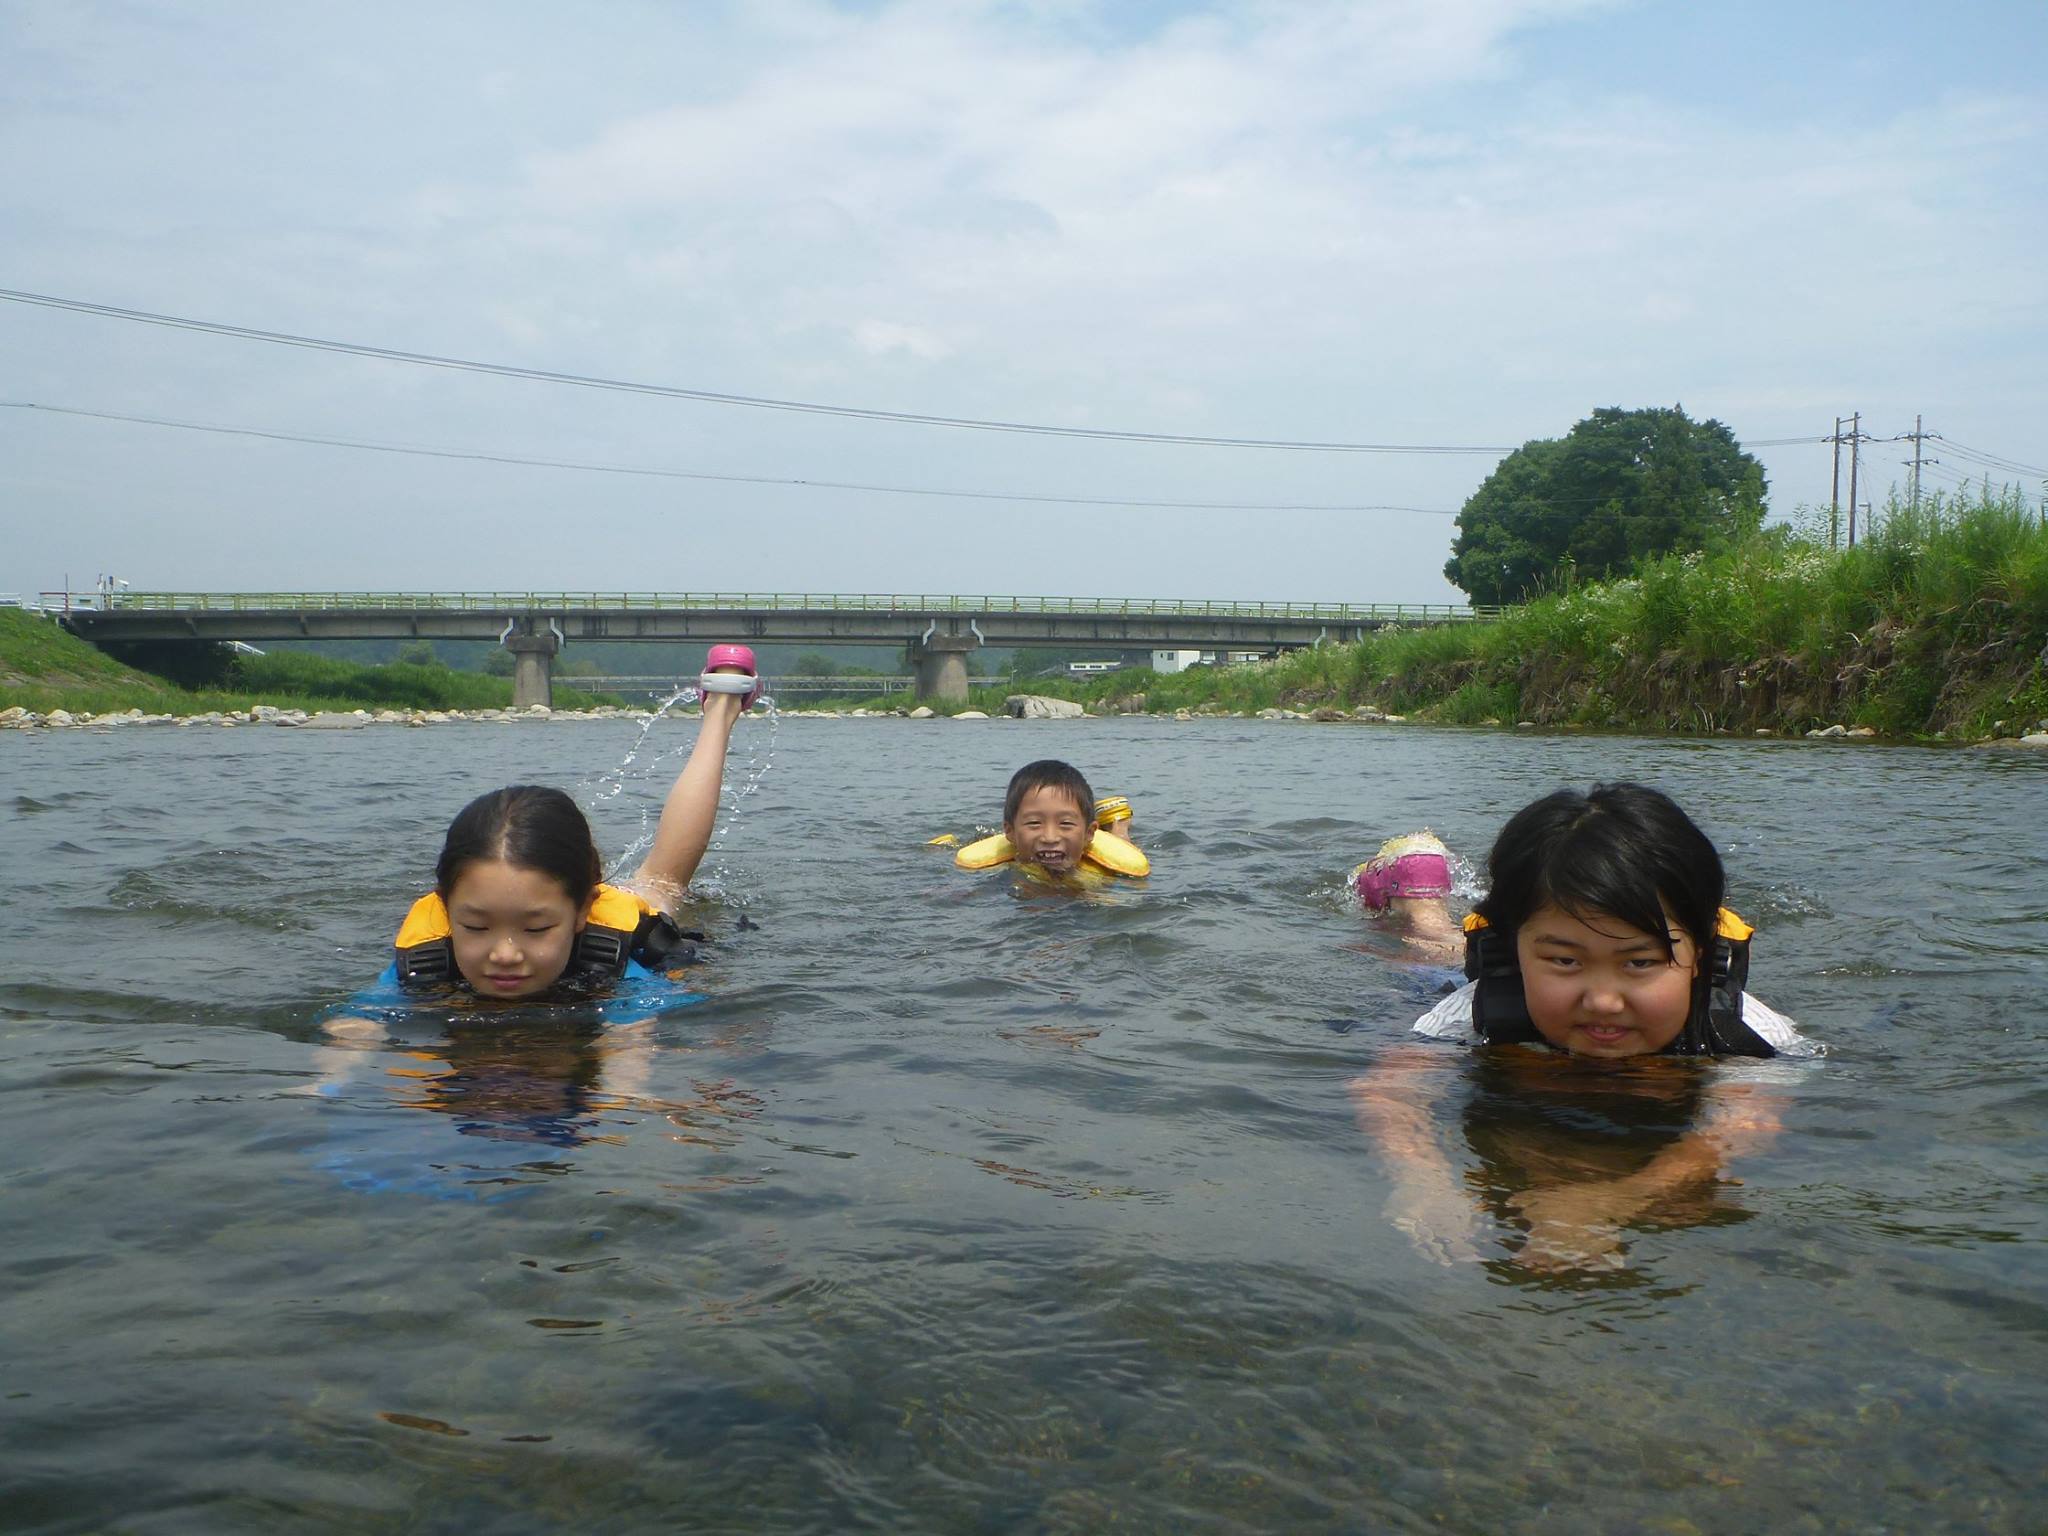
[1444,406,1767,604]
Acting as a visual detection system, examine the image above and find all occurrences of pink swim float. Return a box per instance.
[1352,832,1453,911]
[699,643,763,710]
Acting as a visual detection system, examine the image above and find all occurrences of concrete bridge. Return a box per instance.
[578,674,913,699]
[46,590,1499,706]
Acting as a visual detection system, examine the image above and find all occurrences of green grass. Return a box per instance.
[229,651,520,710]
[1454,485,2048,737]
[890,486,2047,740]
[0,607,153,686]
[0,608,625,716]
[1477,486,2046,736]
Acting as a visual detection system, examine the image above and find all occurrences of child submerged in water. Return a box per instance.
[952,760,1148,881]
[1410,782,1812,1058]
[1352,782,1818,1270]
[309,648,763,1194]
[1352,831,1463,961]
[354,645,763,1011]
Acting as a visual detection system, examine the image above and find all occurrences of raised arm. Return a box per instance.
[633,656,752,902]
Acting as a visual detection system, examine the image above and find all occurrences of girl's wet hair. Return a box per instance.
[436,785,603,907]
[1003,760,1095,826]
[1473,782,1723,958]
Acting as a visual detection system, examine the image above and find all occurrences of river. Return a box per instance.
[2,717,2043,1533]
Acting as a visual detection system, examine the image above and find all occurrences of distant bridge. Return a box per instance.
[579,674,912,699]
[46,590,1499,705]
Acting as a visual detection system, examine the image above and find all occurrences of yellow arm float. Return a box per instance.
[951,831,1148,877]
[1084,828,1148,877]
[954,834,1016,870]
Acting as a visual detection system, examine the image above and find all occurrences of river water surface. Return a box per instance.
[2,717,2044,1534]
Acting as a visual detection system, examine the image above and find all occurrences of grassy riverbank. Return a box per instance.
[0,609,623,715]
[875,488,2046,740]
[14,487,2039,737]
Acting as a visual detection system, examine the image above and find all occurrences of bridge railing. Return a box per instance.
[578,675,913,693]
[43,591,1503,623]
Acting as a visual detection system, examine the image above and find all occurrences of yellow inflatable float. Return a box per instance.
[938,794,1150,878]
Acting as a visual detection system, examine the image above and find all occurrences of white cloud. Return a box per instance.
[2,0,2043,594]
[852,320,954,361]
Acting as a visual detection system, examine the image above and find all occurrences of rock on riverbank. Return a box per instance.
[1003,694,1086,719]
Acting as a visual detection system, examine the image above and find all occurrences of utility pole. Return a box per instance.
[1904,413,1940,514]
[1830,416,1846,549]
[1846,411,1861,547]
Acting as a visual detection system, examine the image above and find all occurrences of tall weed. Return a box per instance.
[1042,485,2046,738]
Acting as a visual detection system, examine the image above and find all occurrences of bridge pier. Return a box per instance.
[909,629,980,706]
[504,631,559,709]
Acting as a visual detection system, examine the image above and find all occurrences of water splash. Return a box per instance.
[593,685,779,894]
[1446,850,1485,904]
[690,691,779,900]
[588,683,700,812]
[1330,848,1484,914]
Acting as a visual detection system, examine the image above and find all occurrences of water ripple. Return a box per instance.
[2,721,2045,1533]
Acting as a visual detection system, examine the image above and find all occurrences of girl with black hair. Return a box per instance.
[1352,783,1820,1273]
[307,649,761,1200]
[1412,782,1815,1059]
[368,646,762,1007]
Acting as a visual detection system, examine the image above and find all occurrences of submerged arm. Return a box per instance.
[1351,1046,1480,1265]
[1510,1079,1785,1268]
[293,1017,384,1096]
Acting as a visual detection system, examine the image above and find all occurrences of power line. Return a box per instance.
[1906,463,2038,506]
[0,287,1860,461]
[1928,464,2026,496]
[0,286,1516,456]
[5,398,1822,515]
[7,397,1858,521]
[1844,424,2044,481]
[0,401,1464,515]
[1939,438,2048,479]
[1926,454,2001,483]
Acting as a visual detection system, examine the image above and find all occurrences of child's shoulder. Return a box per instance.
[1739,993,1823,1057]
[1411,979,1478,1041]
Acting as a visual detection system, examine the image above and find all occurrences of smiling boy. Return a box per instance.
[1006,761,1103,874]
[953,760,1147,880]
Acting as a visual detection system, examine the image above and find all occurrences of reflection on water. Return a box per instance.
[1462,1053,1770,1286]
[0,721,2044,1533]
[326,1021,644,1149]
[311,994,770,1206]
[1354,1041,1779,1286]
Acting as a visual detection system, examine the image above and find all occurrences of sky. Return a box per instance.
[3,0,2044,604]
